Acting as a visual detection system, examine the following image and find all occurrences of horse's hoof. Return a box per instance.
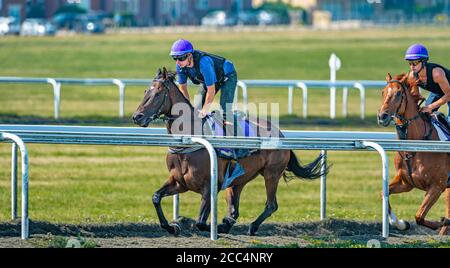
[247,224,258,236]
[396,220,410,231]
[196,223,209,232]
[169,222,181,236]
[218,224,231,234]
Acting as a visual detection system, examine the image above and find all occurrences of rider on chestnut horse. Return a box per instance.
[405,44,450,121]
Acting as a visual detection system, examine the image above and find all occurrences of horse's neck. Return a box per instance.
[402,93,430,140]
[166,84,196,135]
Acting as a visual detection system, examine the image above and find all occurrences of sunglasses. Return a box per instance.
[172,54,188,61]
[408,60,422,67]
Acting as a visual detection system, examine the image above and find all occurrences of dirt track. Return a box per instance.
[0,218,448,248]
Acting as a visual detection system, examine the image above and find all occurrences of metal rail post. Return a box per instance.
[236,81,248,114]
[288,86,294,115]
[113,79,125,118]
[288,83,308,118]
[173,194,179,221]
[354,83,366,120]
[342,87,348,118]
[297,82,308,119]
[360,141,389,238]
[47,79,61,119]
[11,143,17,220]
[320,150,327,220]
[1,133,29,239]
[183,137,218,241]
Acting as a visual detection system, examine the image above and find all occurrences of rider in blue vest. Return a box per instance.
[405,44,450,120]
[170,39,237,121]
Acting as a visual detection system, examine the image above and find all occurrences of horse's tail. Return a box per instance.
[284,150,329,182]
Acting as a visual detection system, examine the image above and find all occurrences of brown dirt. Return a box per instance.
[0,218,448,248]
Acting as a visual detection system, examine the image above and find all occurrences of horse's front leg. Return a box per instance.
[196,193,211,232]
[385,173,413,231]
[218,184,245,234]
[153,177,186,235]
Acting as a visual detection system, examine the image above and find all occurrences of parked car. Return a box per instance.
[0,17,20,35]
[257,10,284,25]
[80,14,105,33]
[52,12,79,30]
[236,11,259,25]
[20,19,57,36]
[52,12,104,34]
[201,11,236,26]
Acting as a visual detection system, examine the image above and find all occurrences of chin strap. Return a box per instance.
[413,60,427,79]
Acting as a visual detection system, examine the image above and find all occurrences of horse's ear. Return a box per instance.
[386,73,392,82]
[157,68,162,77]
[162,67,168,79]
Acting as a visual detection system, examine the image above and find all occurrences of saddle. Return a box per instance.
[204,110,259,160]
[430,112,450,141]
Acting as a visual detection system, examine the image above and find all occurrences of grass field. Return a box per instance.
[0,26,449,229]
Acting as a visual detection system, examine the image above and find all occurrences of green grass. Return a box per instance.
[0,26,449,226]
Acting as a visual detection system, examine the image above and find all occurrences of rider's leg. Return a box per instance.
[219,72,238,135]
[425,92,439,112]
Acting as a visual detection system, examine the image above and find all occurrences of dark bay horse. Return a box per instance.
[378,73,450,235]
[132,68,327,236]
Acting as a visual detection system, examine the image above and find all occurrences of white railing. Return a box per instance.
[0,76,386,120]
[1,125,449,240]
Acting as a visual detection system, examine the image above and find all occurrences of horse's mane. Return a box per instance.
[155,67,194,109]
[155,68,177,83]
[391,72,424,104]
[394,73,407,81]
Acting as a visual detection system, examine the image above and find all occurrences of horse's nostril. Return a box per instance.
[381,113,389,121]
[133,113,144,121]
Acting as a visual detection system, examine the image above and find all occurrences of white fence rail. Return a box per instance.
[1,125,449,240]
[0,76,386,120]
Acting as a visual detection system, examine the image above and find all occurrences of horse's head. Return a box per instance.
[378,73,426,127]
[132,67,175,127]
[378,73,407,126]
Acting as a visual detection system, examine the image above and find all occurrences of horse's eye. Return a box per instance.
[396,91,402,98]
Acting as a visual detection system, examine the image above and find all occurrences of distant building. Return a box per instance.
[253,0,450,23]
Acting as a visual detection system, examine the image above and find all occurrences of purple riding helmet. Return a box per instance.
[405,44,429,61]
[170,39,194,56]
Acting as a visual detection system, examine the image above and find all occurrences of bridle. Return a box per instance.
[386,79,431,140]
[148,78,175,122]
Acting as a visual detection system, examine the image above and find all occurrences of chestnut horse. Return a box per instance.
[378,73,450,235]
[132,68,327,236]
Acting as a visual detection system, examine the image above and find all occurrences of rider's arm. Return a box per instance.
[178,83,190,100]
[176,65,190,100]
[428,67,450,111]
[201,85,216,114]
[199,56,217,115]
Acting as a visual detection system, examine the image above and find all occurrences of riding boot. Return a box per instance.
[222,116,235,137]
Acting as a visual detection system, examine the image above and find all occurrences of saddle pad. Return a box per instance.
[431,115,450,141]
